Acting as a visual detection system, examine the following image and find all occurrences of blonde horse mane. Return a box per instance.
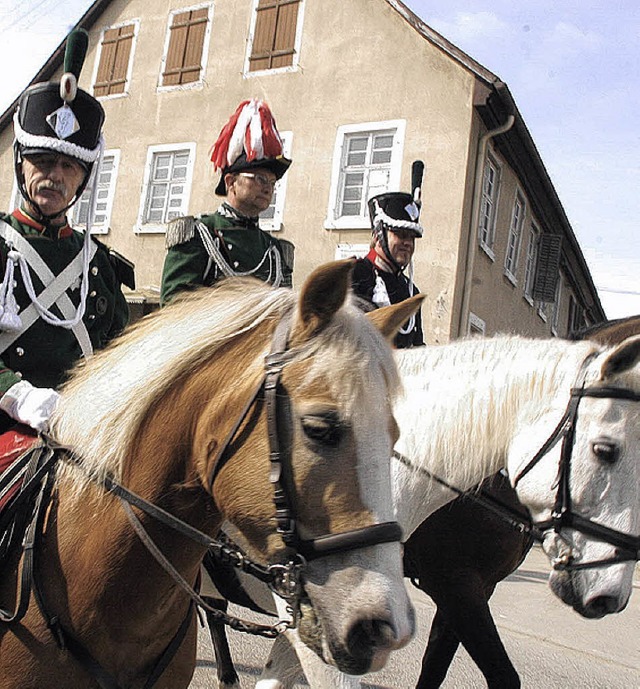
[52,278,399,489]
[395,335,603,489]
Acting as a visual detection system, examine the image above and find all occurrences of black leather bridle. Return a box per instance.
[514,380,640,571]
[0,311,403,689]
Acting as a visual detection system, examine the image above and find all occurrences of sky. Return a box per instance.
[0,0,638,319]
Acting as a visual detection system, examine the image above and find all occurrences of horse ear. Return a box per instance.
[290,259,354,345]
[367,294,425,341]
[600,334,640,379]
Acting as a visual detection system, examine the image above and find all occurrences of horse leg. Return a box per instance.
[429,580,520,689]
[255,633,304,689]
[415,608,461,689]
[256,597,361,689]
[202,596,241,689]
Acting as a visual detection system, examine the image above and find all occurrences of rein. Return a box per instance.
[393,365,640,572]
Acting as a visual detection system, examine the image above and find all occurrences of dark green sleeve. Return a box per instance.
[160,234,210,306]
[0,366,23,396]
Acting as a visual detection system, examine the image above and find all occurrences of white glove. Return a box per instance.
[0,380,60,432]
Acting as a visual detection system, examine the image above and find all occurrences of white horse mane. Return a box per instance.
[394,335,604,492]
[52,278,399,488]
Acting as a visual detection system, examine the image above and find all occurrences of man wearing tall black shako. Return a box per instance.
[0,29,132,435]
[160,99,293,306]
[351,162,425,348]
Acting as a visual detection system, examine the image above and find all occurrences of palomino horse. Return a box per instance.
[0,260,421,689]
[251,331,640,688]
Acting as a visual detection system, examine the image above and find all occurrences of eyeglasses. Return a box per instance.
[236,172,277,190]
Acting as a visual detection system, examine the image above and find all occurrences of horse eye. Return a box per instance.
[301,412,344,447]
[591,437,620,464]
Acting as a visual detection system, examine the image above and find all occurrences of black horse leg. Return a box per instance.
[430,581,520,689]
[415,607,461,689]
[202,595,240,688]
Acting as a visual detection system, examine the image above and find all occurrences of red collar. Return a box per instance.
[12,208,73,238]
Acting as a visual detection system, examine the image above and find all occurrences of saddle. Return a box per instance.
[0,426,39,511]
[0,426,54,570]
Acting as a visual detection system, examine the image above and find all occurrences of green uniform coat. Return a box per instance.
[0,210,129,402]
[160,205,293,306]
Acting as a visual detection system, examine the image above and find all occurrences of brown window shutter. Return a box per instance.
[95,25,134,97]
[163,8,209,86]
[532,233,562,303]
[249,0,300,72]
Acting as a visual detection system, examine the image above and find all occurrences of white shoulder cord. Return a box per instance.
[372,262,416,336]
[397,261,416,335]
[1,138,105,330]
[196,221,283,288]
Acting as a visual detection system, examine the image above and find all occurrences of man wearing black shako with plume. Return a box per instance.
[0,29,133,434]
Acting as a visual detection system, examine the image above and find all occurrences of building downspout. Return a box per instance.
[456,110,515,338]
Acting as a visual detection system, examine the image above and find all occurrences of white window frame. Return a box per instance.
[158,3,213,92]
[259,131,292,232]
[478,150,501,259]
[325,120,406,231]
[468,312,486,336]
[523,221,540,304]
[91,19,140,101]
[243,0,306,77]
[9,178,22,213]
[72,149,120,235]
[504,189,526,284]
[136,142,196,234]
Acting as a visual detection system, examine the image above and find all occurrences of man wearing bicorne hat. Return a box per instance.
[351,161,425,348]
[160,99,293,305]
[0,29,132,434]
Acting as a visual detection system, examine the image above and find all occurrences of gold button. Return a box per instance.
[90,290,97,297]
[91,266,99,276]
[15,347,24,356]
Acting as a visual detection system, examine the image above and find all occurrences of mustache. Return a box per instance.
[36,180,68,196]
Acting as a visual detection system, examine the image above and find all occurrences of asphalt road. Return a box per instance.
[188,546,640,688]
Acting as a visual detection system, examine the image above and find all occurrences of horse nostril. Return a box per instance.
[584,595,622,619]
[347,618,396,658]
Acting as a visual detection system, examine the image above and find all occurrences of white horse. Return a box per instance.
[254,333,640,689]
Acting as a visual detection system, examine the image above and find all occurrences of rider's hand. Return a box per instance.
[0,380,60,432]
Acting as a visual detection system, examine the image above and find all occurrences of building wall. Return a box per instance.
[0,0,599,342]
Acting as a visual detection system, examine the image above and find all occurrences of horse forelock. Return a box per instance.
[52,280,399,493]
[290,303,400,413]
[394,335,602,490]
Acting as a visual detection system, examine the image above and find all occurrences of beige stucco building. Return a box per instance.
[0,0,605,338]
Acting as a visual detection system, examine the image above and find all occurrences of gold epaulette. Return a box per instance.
[165,215,196,248]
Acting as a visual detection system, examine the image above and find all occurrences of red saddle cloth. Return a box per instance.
[0,426,38,512]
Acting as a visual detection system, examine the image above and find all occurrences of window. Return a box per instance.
[9,180,23,213]
[551,277,562,336]
[325,120,406,230]
[468,312,486,336]
[93,22,137,98]
[73,151,120,234]
[160,4,212,88]
[523,222,540,303]
[246,0,304,74]
[478,151,501,256]
[504,190,526,283]
[259,131,292,231]
[567,295,585,335]
[137,144,196,233]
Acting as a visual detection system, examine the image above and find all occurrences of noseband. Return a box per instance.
[514,367,640,571]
